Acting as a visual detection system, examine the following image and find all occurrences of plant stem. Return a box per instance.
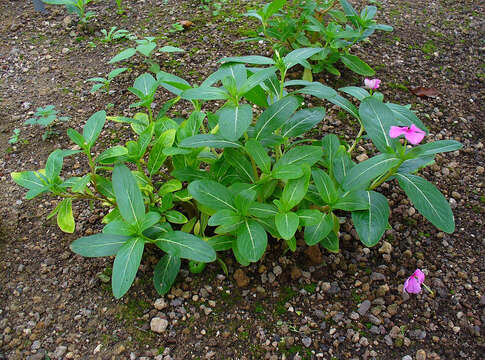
[348,124,364,154]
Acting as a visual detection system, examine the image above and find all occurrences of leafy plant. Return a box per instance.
[25,105,70,140]
[169,23,184,33]
[8,129,21,144]
[12,49,460,298]
[114,0,125,15]
[243,0,392,79]
[109,37,184,72]
[42,0,95,24]
[86,67,128,93]
[100,27,136,43]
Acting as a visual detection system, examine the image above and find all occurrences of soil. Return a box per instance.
[0,0,484,359]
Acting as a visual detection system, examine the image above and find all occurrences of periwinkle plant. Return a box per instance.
[12,48,461,298]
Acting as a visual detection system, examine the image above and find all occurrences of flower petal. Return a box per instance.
[389,126,407,138]
[404,276,422,294]
[405,130,425,145]
[413,269,425,283]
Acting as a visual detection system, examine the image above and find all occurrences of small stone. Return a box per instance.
[31,340,41,350]
[387,303,398,316]
[93,344,102,354]
[350,311,359,320]
[390,326,401,338]
[150,317,169,333]
[273,265,282,276]
[402,356,412,360]
[367,314,381,325]
[40,66,49,74]
[477,166,484,174]
[53,346,67,358]
[358,300,371,316]
[62,47,70,54]
[479,295,485,306]
[304,245,322,264]
[154,298,168,310]
[379,241,392,255]
[234,269,249,287]
[290,266,302,280]
[416,349,427,360]
[407,207,416,216]
[376,284,390,297]
[114,344,125,355]
[320,282,331,292]
[302,337,312,347]
[356,153,368,162]
[370,272,386,281]
[359,337,369,347]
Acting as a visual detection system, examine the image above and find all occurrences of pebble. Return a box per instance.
[53,346,67,359]
[379,241,392,255]
[150,317,169,333]
[350,311,360,320]
[154,298,168,310]
[233,269,249,287]
[416,349,427,360]
[359,337,369,347]
[356,153,368,162]
[302,337,312,347]
[402,356,412,360]
[358,300,371,316]
[273,265,282,276]
[376,284,390,296]
[370,272,386,281]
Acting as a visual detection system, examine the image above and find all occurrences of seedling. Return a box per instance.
[25,105,70,140]
[8,129,21,144]
[100,27,136,43]
[42,0,95,24]
[86,67,128,93]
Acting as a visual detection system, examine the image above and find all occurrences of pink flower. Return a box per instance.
[404,269,425,294]
[364,78,381,90]
[389,124,426,145]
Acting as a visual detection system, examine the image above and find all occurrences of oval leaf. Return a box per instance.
[155,231,216,262]
[112,237,144,298]
[153,254,181,295]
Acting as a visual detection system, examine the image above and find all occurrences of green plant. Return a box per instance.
[100,27,136,43]
[86,67,128,93]
[42,0,95,24]
[109,37,184,73]
[169,23,184,33]
[8,129,21,144]
[244,0,392,79]
[114,0,125,14]
[12,49,461,299]
[25,105,70,140]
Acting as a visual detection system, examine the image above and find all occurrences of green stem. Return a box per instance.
[348,124,364,154]
[369,160,404,190]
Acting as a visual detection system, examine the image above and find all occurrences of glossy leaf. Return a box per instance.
[275,212,299,240]
[281,108,326,138]
[218,104,253,141]
[245,139,271,174]
[359,97,396,153]
[109,48,136,63]
[112,237,144,298]
[320,231,339,253]
[352,191,389,247]
[153,254,181,295]
[255,96,300,140]
[236,220,267,262]
[70,233,130,257]
[304,213,333,245]
[333,190,370,211]
[57,198,75,233]
[112,164,145,228]
[83,110,106,148]
[340,54,375,76]
[188,180,236,211]
[312,168,337,204]
[179,134,242,149]
[155,231,216,262]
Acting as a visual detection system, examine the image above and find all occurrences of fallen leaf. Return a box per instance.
[410,87,439,98]
[180,20,193,29]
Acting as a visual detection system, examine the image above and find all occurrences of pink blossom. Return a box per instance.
[364,78,381,90]
[389,124,426,145]
[404,269,425,294]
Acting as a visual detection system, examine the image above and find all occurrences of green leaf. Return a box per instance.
[312,168,337,204]
[136,42,157,57]
[294,82,337,100]
[208,235,234,251]
[386,103,428,132]
[56,198,75,233]
[281,108,326,138]
[159,45,185,53]
[352,191,389,247]
[165,210,188,224]
[179,134,242,148]
[45,149,64,181]
[83,110,106,148]
[148,129,176,176]
[296,209,323,226]
[67,128,86,148]
[96,146,128,164]
[320,231,339,253]
[407,140,462,158]
[109,48,136,63]
[333,190,370,211]
[188,180,236,211]
[281,168,310,211]
[112,237,144,298]
[103,218,137,236]
[395,173,455,233]
[275,212,299,240]
[398,155,435,174]
[208,209,240,226]
[304,213,333,245]
[342,153,401,191]
[177,111,206,141]
[181,87,229,100]
[255,96,300,140]
[322,134,340,174]
[326,94,359,119]
[140,212,162,231]
[93,175,115,199]
[333,146,354,184]
[155,231,216,262]
[70,233,130,257]
[339,86,370,101]
[247,202,278,218]
[133,73,157,96]
[112,164,145,228]
[340,54,375,76]
[359,97,396,153]
[276,146,323,168]
[245,139,271,174]
[11,171,48,198]
[224,148,256,183]
[236,220,267,262]
[283,48,323,69]
[234,189,257,215]
[153,254,181,296]
[240,67,277,95]
[272,164,303,180]
[107,67,128,79]
[219,55,275,65]
[265,0,287,18]
[158,179,182,196]
[218,104,253,141]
